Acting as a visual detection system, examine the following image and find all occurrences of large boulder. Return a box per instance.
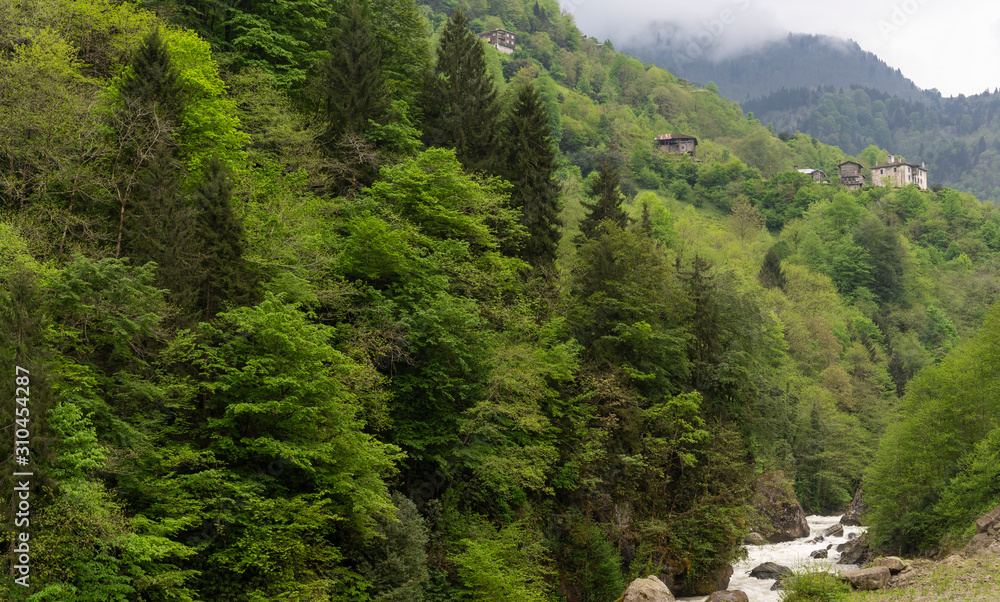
[873,556,907,574]
[837,534,874,565]
[822,523,844,538]
[744,532,768,545]
[841,566,891,591]
[622,575,675,602]
[706,590,749,602]
[840,487,867,526]
[810,549,828,559]
[751,471,810,543]
[975,503,1000,535]
[674,565,733,597]
[749,562,791,580]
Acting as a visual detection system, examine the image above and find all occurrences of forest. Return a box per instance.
[3,0,1000,599]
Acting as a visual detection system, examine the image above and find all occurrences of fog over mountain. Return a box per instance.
[623,32,927,103]
[561,0,1000,97]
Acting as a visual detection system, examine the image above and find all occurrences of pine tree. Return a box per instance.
[320,0,388,145]
[194,154,246,317]
[421,9,501,174]
[501,82,562,267]
[758,247,787,291]
[640,199,653,236]
[123,144,203,314]
[576,163,630,243]
[119,27,185,121]
[112,27,188,258]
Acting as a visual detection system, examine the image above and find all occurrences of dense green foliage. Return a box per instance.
[779,568,851,602]
[3,0,1000,597]
[865,304,1000,554]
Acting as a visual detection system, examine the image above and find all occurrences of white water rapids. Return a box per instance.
[677,515,865,602]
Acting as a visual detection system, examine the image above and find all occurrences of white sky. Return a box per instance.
[560,0,1000,97]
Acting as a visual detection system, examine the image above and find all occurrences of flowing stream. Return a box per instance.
[677,515,865,602]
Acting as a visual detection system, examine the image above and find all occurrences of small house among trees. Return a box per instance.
[838,161,866,190]
[871,154,928,190]
[796,168,827,183]
[655,134,697,160]
[477,29,516,54]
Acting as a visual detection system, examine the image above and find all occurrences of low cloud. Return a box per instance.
[562,0,1000,96]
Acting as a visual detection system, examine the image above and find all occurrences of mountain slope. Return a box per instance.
[622,32,927,102]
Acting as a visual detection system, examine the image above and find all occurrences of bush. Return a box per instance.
[779,570,850,602]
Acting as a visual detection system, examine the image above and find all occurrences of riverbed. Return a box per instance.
[677,515,865,602]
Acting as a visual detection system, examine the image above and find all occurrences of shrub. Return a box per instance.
[779,570,850,602]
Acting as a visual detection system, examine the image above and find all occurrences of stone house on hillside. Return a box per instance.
[838,161,866,190]
[655,134,698,160]
[477,29,516,54]
[797,168,827,183]
[870,155,928,190]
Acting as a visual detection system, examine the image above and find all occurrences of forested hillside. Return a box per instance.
[623,33,926,103]
[619,30,1000,203]
[3,0,1000,599]
[746,85,1000,203]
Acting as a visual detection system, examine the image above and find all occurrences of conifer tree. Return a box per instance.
[320,0,388,145]
[194,154,246,317]
[758,247,787,291]
[501,82,562,267]
[111,27,187,258]
[119,28,185,121]
[640,199,653,236]
[123,144,203,313]
[576,163,630,243]
[422,9,501,174]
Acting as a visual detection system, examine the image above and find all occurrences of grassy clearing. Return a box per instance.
[847,554,1000,601]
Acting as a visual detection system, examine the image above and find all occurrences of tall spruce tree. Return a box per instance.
[758,247,787,291]
[640,199,653,236]
[320,0,388,145]
[112,27,187,258]
[119,27,186,121]
[194,154,246,317]
[123,144,203,314]
[501,82,562,267]
[421,9,501,174]
[576,162,630,243]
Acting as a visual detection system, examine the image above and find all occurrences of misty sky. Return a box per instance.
[560,0,1000,97]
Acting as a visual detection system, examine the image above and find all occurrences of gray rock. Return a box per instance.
[838,534,873,565]
[889,568,918,588]
[675,565,733,597]
[765,502,810,542]
[750,562,791,580]
[822,523,844,538]
[744,532,768,545]
[976,503,1000,534]
[841,566,891,591]
[841,487,867,526]
[874,556,907,574]
[705,590,749,602]
[810,549,828,559]
[752,472,810,542]
[622,575,676,602]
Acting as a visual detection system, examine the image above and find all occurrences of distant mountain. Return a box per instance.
[617,30,1000,202]
[622,32,928,103]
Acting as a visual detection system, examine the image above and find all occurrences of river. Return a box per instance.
[677,515,865,602]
